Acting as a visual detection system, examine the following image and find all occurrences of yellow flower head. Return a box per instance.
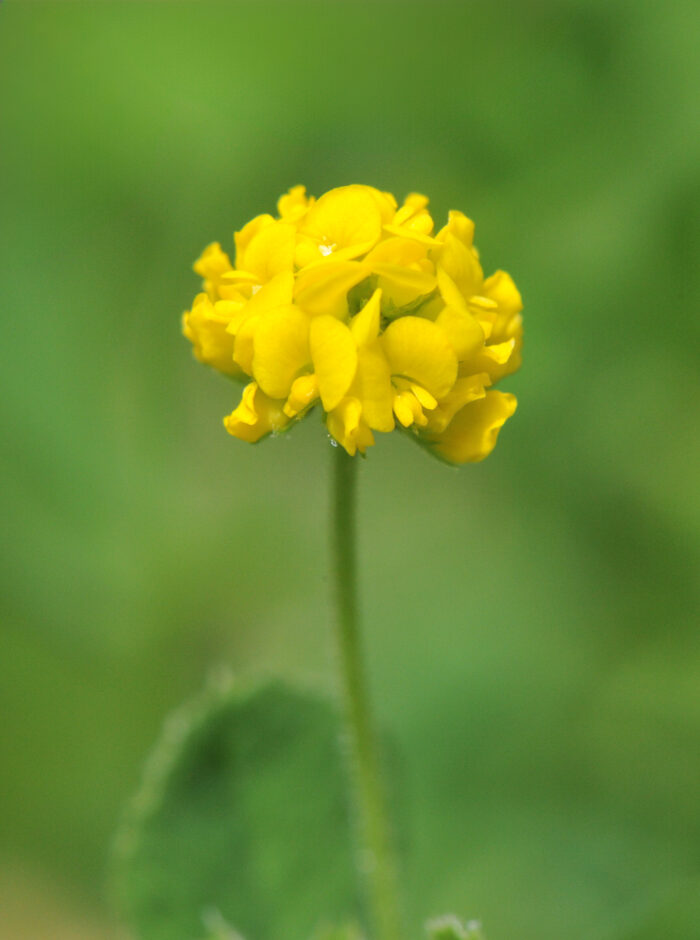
[183,185,522,464]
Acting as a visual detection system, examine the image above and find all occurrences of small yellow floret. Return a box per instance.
[182,293,243,377]
[327,397,375,457]
[223,382,290,443]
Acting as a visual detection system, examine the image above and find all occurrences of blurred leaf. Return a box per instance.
[112,674,361,940]
[427,915,484,940]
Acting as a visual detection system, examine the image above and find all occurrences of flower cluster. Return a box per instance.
[183,185,522,463]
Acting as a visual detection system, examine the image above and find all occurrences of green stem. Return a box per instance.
[331,444,402,940]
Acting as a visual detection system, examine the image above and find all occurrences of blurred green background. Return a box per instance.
[1,1,699,937]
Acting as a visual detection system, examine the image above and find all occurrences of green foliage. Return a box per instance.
[427,915,484,940]
[198,908,246,940]
[311,924,366,940]
[112,675,361,940]
[614,878,700,940]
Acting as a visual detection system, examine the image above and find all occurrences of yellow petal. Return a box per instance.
[435,210,475,248]
[393,391,415,427]
[182,294,242,377]
[233,314,259,375]
[406,292,445,321]
[382,316,458,399]
[234,214,275,267]
[382,224,437,246]
[241,271,294,321]
[239,220,296,283]
[393,391,427,428]
[425,390,517,464]
[193,242,233,283]
[469,295,498,312]
[309,315,358,411]
[482,269,523,317]
[213,297,249,340]
[327,397,375,456]
[223,382,290,443]
[363,186,398,223]
[231,380,259,425]
[436,305,485,360]
[277,185,314,221]
[410,384,437,410]
[405,192,429,209]
[481,338,516,365]
[226,272,295,339]
[371,263,436,310]
[385,193,435,242]
[424,373,490,434]
[350,288,382,346]
[294,235,325,268]
[364,236,427,266]
[352,343,395,432]
[253,304,311,399]
[283,373,319,418]
[294,260,368,318]
[467,321,522,382]
[393,193,429,225]
[432,234,483,297]
[220,270,259,286]
[436,266,468,311]
[217,279,254,303]
[299,185,384,260]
